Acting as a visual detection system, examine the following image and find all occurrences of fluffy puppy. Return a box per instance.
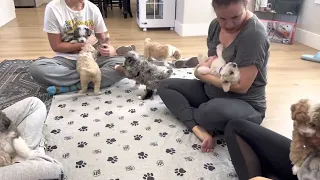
[289,99,320,175]
[115,51,173,100]
[196,44,240,92]
[76,43,101,95]
[144,38,182,64]
[0,111,33,167]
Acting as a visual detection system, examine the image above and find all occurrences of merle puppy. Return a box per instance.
[115,51,173,100]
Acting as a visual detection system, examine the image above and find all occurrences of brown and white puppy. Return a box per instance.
[76,43,102,95]
[143,38,181,65]
[0,111,32,167]
[289,99,320,175]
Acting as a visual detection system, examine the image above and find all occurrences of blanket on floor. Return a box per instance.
[43,68,238,180]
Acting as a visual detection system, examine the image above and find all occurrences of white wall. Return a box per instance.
[295,0,320,50]
[0,0,16,27]
[175,0,216,36]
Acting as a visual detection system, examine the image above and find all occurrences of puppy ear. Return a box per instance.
[0,111,11,132]
[222,81,231,92]
[86,27,92,36]
[290,99,310,122]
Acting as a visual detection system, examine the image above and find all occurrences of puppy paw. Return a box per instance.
[70,40,78,44]
[94,91,102,95]
[292,165,300,175]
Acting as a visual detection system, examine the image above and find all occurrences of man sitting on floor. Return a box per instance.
[29,0,133,94]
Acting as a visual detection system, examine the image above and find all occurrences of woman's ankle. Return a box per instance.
[192,125,212,141]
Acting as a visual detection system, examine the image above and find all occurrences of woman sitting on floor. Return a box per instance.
[0,97,64,180]
[157,0,269,152]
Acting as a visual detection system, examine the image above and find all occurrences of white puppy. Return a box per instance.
[0,111,33,167]
[76,43,102,95]
[196,44,240,92]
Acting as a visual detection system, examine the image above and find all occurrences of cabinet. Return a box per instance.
[254,0,302,44]
[136,0,176,31]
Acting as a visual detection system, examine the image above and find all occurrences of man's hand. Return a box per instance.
[98,44,116,57]
[308,135,320,147]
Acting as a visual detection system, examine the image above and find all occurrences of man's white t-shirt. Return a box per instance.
[43,0,107,60]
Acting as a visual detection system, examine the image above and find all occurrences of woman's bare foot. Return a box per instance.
[192,125,215,152]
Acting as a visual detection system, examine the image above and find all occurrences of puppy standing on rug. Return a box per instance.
[144,38,182,66]
[76,43,102,95]
[0,111,33,167]
[115,51,173,100]
[196,44,240,92]
[289,99,320,175]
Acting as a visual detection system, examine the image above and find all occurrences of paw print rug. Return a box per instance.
[43,68,238,180]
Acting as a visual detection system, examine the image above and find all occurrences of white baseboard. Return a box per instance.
[295,28,320,50]
[174,20,209,37]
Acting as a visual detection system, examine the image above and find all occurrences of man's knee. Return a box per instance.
[29,61,47,84]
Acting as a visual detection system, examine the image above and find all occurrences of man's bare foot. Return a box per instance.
[192,125,215,152]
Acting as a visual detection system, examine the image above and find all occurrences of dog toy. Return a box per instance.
[47,83,81,96]
[301,52,320,63]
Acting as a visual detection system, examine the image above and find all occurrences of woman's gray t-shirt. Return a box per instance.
[206,14,270,114]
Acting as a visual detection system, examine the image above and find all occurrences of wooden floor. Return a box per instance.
[1,5,320,138]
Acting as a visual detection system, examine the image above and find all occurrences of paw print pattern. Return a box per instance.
[175,168,186,176]
[107,156,118,163]
[217,139,227,147]
[125,165,135,171]
[77,141,88,148]
[50,129,61,134]
[123,145,130,151]
[125,89,131,93]
[106,138,116,144]
[204,163,216,171]
[192,144,201,150]
[128,109,136,113]
[154,119,162,123]
[119,116,124,120]
[72,97,78,101]
[54,116,63,121]
[92,149,102,154]
[105,111,113,116]
[213,152,219,157]
[131,121,139,126]
[134,135,143,141]
[58,104,66,108]
[46,145,57,152]
[68,121,74,125]
[117,105,123,108]
[138,152,148,159]
[69,109,76,112]
[64,136,73,141]
[227,172,238,178]
[159,132,168,137]
[143,173,155,180]
[145,126,151,131]
[142,114,149,117]
[139,103,144,106]
[105,123,115,129]
[120,130,127,134]
[75,160,87,168]
[105,90,112,95]
[183,129,191,134]
[116,95,122,98]
[184,156,194,162]
[80,113,88,118]
[150,107,158,111]
[150,142,158,147]
[94,107,100,110]
[126,99,134,103]
[176,138,183,144]
[62,153,70,159]
[93,169,101,177]
[93,132,100,137]
[93,119,101,122]
[169,124,176,128]
[105,100,112,104]
[156,160,164,167]
[82,102,89,106]
[78,126,88,132]
[165,148,176,155]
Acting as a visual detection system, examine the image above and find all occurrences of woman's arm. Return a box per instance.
[47,33,84,53]
[195,65,258,94]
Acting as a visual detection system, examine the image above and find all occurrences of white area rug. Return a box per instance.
[43,68,238,180]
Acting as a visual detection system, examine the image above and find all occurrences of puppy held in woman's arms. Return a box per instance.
[115,51,173,100]
[0,111,33,167]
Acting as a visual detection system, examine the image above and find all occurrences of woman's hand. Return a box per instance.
[194,56,217,78]
[98,44,116,57]
[308,135,320,147]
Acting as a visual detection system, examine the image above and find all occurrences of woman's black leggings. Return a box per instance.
[224,120,298,180]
